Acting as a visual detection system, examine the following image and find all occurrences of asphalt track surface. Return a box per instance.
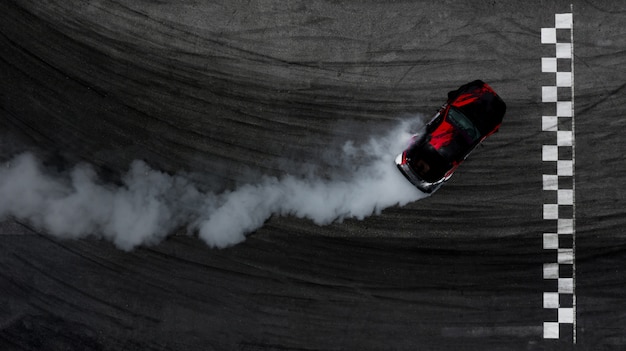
[1,1,625,350]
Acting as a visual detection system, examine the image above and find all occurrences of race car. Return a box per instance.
[395,80,506,193]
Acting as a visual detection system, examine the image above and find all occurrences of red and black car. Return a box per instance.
[395,80,506,193]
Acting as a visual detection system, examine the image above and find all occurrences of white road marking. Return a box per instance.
[557,101,573,117]
[570,5,578,341]
[542,116,558,131]
[557,131,573,146]
[558,278,574,294]
[542,57,558,72]
[558,219,574,234]
[544,292,559,309]
[557,160,573,176]
[557,72,573,87]
[542,145,558,161]
[543,233,558,249]
[542,86,558,102]
[558,249,574,264]
[556,43,572,58]
[543,175,558,190]
[543,263,559,279]
[543,204,559,220]
[559,308,574,323]
[544,322,559,338]
[541,28,557,44]
[558,189,574,205]
[555,13,573,28]
[541,8,576,342]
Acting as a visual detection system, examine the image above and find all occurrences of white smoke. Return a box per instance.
[0,120,427,250]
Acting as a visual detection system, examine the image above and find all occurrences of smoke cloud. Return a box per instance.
[0,120,427,250]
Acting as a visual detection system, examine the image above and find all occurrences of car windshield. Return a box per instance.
[447,107,481,144]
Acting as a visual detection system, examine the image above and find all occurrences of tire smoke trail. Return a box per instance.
[0,120,427,250]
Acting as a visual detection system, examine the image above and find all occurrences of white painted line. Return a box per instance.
[542,86,558,102]
[541,28,557,44]
[544,292,560,308]
[558,219,574,234]
[556,43,572,58]
[557,131,573,146]
[543,204,559,220]
[558,189,574,205]
[557,160,573,176]
[542,145,559,161]
[557,72,573,87]
[543,233,559,249]
[544,263,559,279]
[542,9,575,342]
[542,57,558,72]
[569,5,577,343]
[557,101,573,117]
[543,174,558,190]
[558,248,574,264]
[558,278,574,294]
[555,13,573,28]
[542,116,558,131]
[559,308,574,323]
[544,322,559,339]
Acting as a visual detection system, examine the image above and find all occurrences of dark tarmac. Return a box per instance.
[1,1,625,350]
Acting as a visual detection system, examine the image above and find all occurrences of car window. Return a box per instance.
[447,107,481,144]
[413,159,431,178]
[406,142,450,183]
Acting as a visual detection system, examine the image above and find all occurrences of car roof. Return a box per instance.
[427,108,478,162]
[448,80,506,136]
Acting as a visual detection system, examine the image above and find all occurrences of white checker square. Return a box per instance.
[543,204,558,220]
[543,12,576,340]
[558,278,574,293]
[542,116,558,131]
[558,219,574,235]
[542,145,558,161]
[542,86,558,102]
[556,101,573,117]
[556,43,572,58]
[542,57,557,73]
[558,248,574,264]
[556,72,572,87]
[544,322,559,339]
[544,263,559,279]
[543,174,558,190]
[558,189,574,205]
[555,13,573,29]
[543,233,558,249]
[541,28,557,44]
[544,292,559,309]
[557,131,573,146]
[559,308,574,323]
[557,160,573,176]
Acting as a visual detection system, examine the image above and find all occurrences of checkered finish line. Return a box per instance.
[541,10,576,342]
